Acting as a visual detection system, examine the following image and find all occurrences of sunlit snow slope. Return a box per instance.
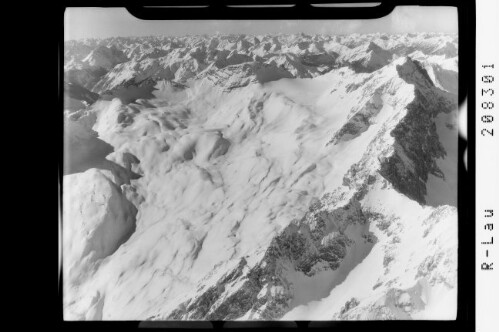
[63,32,458,320]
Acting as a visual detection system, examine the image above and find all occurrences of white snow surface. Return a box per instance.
[62,32,458,321]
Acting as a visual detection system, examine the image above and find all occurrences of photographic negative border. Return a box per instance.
[58,1,475,330]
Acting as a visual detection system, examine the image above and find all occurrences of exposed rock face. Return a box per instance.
[329,87,383,144]
[167,194,374,320]
[64,82,100,105]
[379,58,456,204]
[65,66,108,90]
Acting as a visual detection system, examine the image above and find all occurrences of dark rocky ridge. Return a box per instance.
[329,87,384,145]
[65,66,108,90]
[378,58,457,204]
[338,57,457,206]
[167,193,375,320]
[64,82,100,105]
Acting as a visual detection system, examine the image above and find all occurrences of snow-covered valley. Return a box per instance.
[62,32,458,320]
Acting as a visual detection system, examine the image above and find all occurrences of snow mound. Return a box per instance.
[63,168,137,285]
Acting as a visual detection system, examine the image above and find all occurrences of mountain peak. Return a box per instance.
[366,41,382,52]
[344,41,392,73]
[396,56,435,88]
[82,45,128,70]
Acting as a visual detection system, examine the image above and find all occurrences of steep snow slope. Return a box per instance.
[62,33,458,321]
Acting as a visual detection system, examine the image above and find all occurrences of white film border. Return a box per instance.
[476,0,499,331]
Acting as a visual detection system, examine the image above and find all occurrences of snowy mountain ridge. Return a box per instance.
[64,32,457,95]
[63,32,458,321]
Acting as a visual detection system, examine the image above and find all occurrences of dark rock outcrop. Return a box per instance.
[379,58,456,204]
[167,194,373,320]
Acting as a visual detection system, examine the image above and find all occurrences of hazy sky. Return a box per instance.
[64,6,457,41]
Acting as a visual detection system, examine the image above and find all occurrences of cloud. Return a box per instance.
[344,21,363,34]
[65,6,457,40]
[390,6,418,33]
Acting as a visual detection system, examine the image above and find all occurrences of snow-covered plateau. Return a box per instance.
[62,32,458,320]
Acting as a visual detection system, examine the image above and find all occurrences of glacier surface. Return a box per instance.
[62,32,458,320]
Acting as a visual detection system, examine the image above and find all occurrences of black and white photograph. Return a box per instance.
[62,5,460,321]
